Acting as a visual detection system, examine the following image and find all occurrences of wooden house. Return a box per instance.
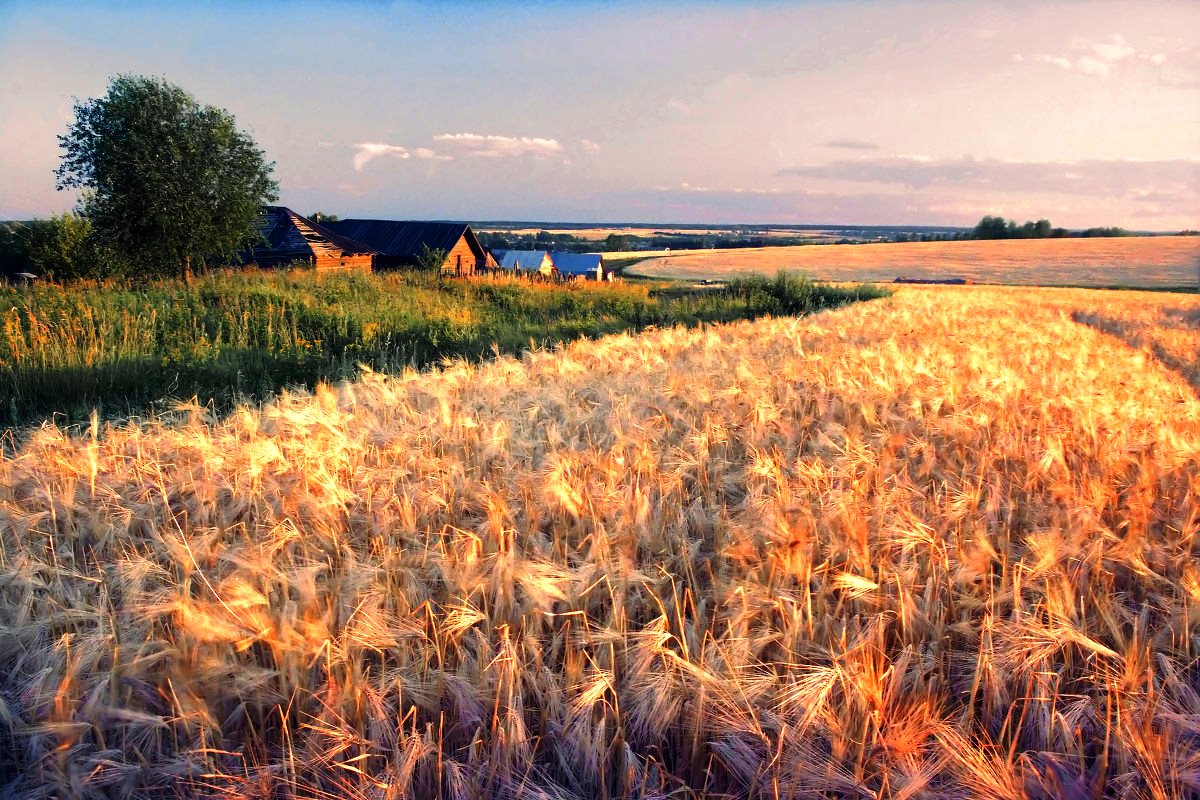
[492,249,557,278]
[551,252,607,281]
[246,207,375,271]
[325,220,491,276]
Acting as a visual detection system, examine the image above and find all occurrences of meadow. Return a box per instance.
[629,236,1200,288]
[0,269,880,429]
[0,284,1196,798]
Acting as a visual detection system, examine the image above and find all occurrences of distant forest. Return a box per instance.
[477,217,1198,254]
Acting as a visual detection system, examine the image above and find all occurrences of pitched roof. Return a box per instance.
[325,219,477,259]
[492,249,553,271]
[249,207,375,265]
[550,252,604,276]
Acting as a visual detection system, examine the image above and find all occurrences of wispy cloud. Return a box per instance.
[352,133,572,172]
[1035,54,1074,71]
[414,147,454,162]
[1084,35,1136,63]
[823,138,879,151]
[1021,34,1165,79]
[352,142,410,172]
[778,156,1200,198]
[432,132,564,158]
[671,182,783,195]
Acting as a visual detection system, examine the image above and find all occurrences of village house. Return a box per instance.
[550,252,609,281]
[246,206,375,271]
[325,219,493,276]
[491,249,557,278]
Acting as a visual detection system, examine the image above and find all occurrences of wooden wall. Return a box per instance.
[313,252,375,271]
[293,214,373,272]
[441,235,480,276]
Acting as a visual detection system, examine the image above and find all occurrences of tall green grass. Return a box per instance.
[0,268,887,427]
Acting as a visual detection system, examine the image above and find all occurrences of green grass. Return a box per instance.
[0,267,888,429]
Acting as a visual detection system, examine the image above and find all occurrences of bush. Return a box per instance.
[19,213,122,280]
[725,271,889,315]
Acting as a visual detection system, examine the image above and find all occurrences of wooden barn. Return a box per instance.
[551,252,607,281]
[246,207,375,271]
[325,220,492,276]
[492,249,557,278]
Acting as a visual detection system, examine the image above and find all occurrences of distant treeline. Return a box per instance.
[959,216,1198,242]
[478,219,1197,255]
[479,230,936,253]
[966,216,1138,241]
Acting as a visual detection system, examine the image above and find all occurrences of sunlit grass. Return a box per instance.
[0,285,1197,798]
[0,268,881,428]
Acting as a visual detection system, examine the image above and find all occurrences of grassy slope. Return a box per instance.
[0,286,1198,798]
[0,269,882,429]
[629,236,1200,288]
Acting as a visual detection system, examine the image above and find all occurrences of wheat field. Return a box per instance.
[0,285,1198,798]
[629,236,1200,288]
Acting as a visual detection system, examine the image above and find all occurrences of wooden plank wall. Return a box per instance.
[442,235,479,276]
[291,213,373,272]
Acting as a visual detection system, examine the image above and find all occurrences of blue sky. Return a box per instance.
[1,0,1197,227]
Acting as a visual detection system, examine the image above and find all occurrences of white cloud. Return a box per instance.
[1036,54,1074,71]
[432,132,563,158]
[353,134,562,170]
[352,142,410,172]
[1077,56,1111,77]
[414,147,453,161]
[1090,34,1135,63]
[1027,35,1154,79]
[670,183,782,196]
[581,139,601,153]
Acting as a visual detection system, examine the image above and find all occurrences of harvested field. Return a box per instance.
[475,227,837,242]
[630,236,1200,288]
[1,285,1198,798]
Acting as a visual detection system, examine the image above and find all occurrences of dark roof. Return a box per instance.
[325,219,478,259]
[550,252,604,275]
[249,207,375,264]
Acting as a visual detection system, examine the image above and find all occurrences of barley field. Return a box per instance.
[630,236,1200,288]
[476,228,837,242]
[1,285,1198,798]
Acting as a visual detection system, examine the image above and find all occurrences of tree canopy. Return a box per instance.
[972,215,1065,240]
[603,233,632,252]
[56,75,278,280]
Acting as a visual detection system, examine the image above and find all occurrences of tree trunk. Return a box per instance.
[182,253,192,285]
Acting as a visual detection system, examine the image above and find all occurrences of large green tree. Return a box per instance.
[56,75,278,280]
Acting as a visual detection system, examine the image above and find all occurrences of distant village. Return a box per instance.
[253,206,613,282]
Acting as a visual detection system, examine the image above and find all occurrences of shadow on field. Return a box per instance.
[0,271,890,433]
[1072,307,1200,395]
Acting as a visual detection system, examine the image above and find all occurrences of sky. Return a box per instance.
[1,0,1197,228]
